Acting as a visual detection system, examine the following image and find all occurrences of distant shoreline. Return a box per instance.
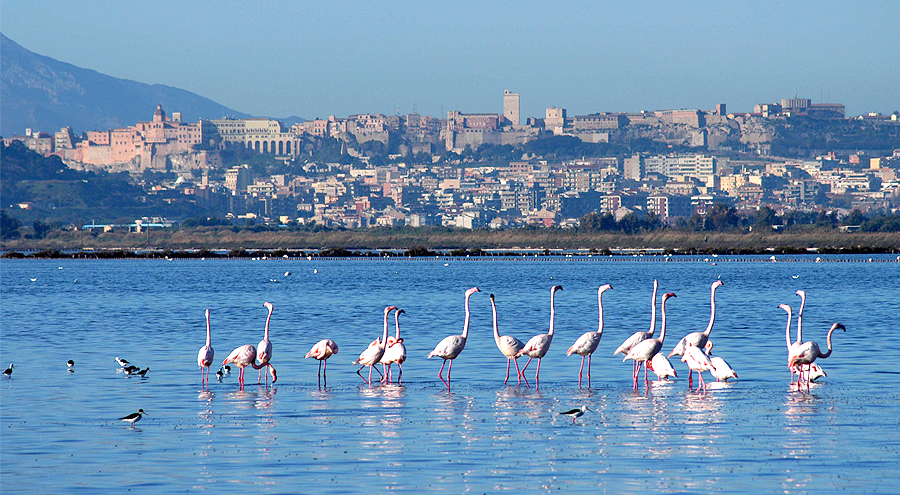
[2,228,898,257]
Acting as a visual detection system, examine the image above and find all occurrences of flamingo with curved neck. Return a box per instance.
[669,281,724,389]
[567,284,612,388]
[624,292,675,388]
[197,309,215,386]
[614,280,658,378]
[516,285,564,387]
[490,293,525,385]
[223,344,277,389]
[380,309,407,383]
[779,303,803,385]
[305,338,338,385]
[428,287,480,389]
[354,306,397,385]
[790,322,845,391]
[256,302,274,385]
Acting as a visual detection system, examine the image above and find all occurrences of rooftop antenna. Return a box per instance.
[412,102,417,115]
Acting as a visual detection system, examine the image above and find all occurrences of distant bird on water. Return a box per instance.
[257,302,275,385]
[305,339,339,382]
[123,365,140,375]
[567,284,612,388]
[353,306,397,384]
[115,357,130,368]
[284,271,292,277]
[3,364,14,377]
[215,368,225,381]
[197,309,215,386]
[67,360,75,371]
[119,409,145,427]
[136,367,150,377]
[559,405,590,423]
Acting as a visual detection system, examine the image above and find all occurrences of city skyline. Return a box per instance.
[3,1,899,121]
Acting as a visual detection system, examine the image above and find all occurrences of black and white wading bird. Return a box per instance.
[559,405,590,423]
[3,364,14,377]
[119,409,145,427]
[115,357,130,368]
[67,360,75,371]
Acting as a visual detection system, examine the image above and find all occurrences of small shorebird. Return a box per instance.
[119,409,145,427]
[67,360,75,371]
[215,368,225,380]
[136,367,150,377]
[3,364,14,377]
[559,405,590,423]
[222,365,231,374]
[123,365,140,375]
[115,357,130,367]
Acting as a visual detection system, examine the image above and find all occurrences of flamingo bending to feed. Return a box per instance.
[624,292,675,388]
[305,339,339,382]
[614,280,658,379]
[704,341,738,381]
[567,284,612,387]
[681,343,715,391]
[428,287,480,389]
[797,363,827,382]
[647,353,678,381]
[380,309,407,383]
[353,306,397,384]
[490,293,525,385]
[789,322,845,391]
[669,280,724,387]
[256,302,274,385]
[516,285,564,386]
[197,309,215,386]
[223,344,276,388]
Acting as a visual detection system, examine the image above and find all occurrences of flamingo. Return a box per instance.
[669,280,724,387]
[305,339,339,383]
[779,303,804,385]
[380,309,407,383]
[624,292,675,388]
[490,293,525,385]
[256,302,274,385]
[197,309,215,386]
[789,322,845,391]
[801,363,827,382]
[647,353,678,381]
[223,344,276,388]
[428,287,480,389]
[789,290,807,383]
[681,343,715,391]
[516,285,564,386]
[567,284,612,388]
[614,280,658,379]
[704,341,737,382]
[353,306,397,385]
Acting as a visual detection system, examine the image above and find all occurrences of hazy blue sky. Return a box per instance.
[3,1,898,119]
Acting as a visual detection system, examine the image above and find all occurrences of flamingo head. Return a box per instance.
[795,289,806,298]
[205,308,210,318]
[264,301,274,312]
[490,293,495,301]
[269,366,277,383]
[465,287,481,297]
[662,292,676,301]
[833,323,846,332]
[705,341,714,353]
[653,279,658,289]
[778,303,791,313]
[552,285,563,293]
[397,308,405,316]
[384,305,398,315]
[599,283,612,293]
[712,280,724,290]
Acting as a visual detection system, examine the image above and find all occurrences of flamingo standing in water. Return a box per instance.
[305,339,338,383]
[380,309,407,383]
[567,284,612,388]
[196,309,214,386]
[427,287,480,389]
[353,306,397,385]
[223,344,276,388]
[704,341,738,382]
[779,303,803,386]
[256,302,274,385]
[789,322,845,391]
[669,280,724,387]
[681,343,714,392]
[516,285,564,386]
[614,280,658,379]
[647,353,678,381]
[490,293,525,385]
[789,290,808,383]
[624,292,675,388]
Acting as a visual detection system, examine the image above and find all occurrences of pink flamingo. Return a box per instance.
[490,293,525,385]
[614,280,658,379]
[427,287,480,389]
[567,284,612,388]
[196,309,214,386]
[681,343,714,392]
[353,306,397,385]
[256,302,274,385]
[647,353,678,381]
[705,341,738,382]
[669,280,724,388]
[789,322,845,391]
[305,339,338,383]
[223,344,276,388]
[380,309,407,383]
[624,292,675,388]
[779,303,803,386]
[516,285,564,387]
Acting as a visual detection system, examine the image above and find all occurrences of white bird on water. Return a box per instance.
[354,306,397,384]
[428,287,480,389]
[3,364,14,377]
[197,309,215,386]
[614,280,658,378]
[115,357,130,368]
[516,285,564,386]
[624,292,675,387]
[489,293,525,385]
[567,284,612,388]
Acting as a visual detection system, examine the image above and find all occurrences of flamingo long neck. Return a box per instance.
[394,312,401,339]
[381,310,390,350]
[205,311,211,347]
[648,280,658,336]
[797,293,805,344]
[491,299,500,344]
[658,297,668,344]
[549,288,558,336]
[264,307,273,340]
[462,293,472,339]
[597,288,605,335]
[783,307,792,350]
[703,284,718,337]
[820,324,839,358]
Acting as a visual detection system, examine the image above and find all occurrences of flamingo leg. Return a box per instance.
[397,363,402,383]
[521,357,533,387]
[587,354,592,388]
[513,358,522,386]
[357,366,369,384]
[505,359,511,384]
[644,362,649,383]
[535,358,541,386]
[688,369,693,389]
[374,365,384,380]
[438,359,448,387]
[368,366,373,385]
[578,356,585,388]
[447,359,453,386]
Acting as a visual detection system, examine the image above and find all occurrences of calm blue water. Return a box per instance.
[1,256,898,494]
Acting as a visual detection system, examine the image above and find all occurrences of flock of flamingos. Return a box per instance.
[195,280,845,394]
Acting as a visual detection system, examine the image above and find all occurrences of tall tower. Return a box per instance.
[503,89,520,126]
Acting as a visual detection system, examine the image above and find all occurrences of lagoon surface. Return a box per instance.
[1,256,899,494]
